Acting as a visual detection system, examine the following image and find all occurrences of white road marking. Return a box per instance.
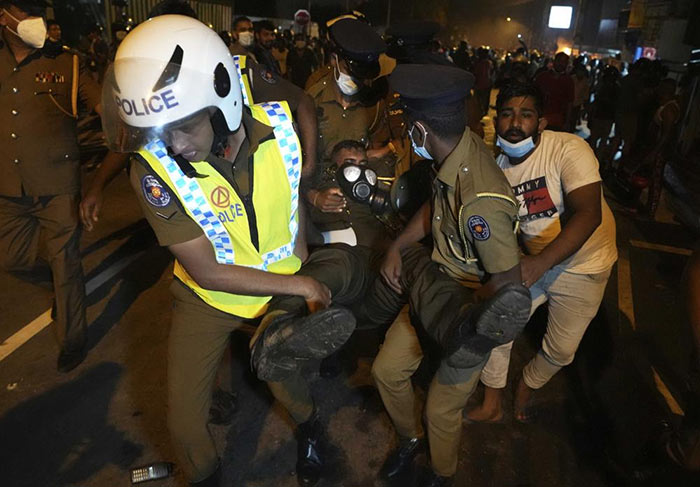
[0,250,145,362]
[629,239,693,256]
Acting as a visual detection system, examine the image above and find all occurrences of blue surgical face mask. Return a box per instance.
[496,135,536,159]
[408,123,433,160]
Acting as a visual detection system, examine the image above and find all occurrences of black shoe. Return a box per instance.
[190,464,221,486]
[379,437,424,480]
[446,283,531,368]
[208,388,238,425]
[296,415,325,486]
[420,471,453,487]
[57,344,87,373]
[251,308,356,382]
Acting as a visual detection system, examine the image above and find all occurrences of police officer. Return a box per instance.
[365,64,532,486]
[385,20,484,141]
[102,15,369,487]
[0,0,101,372]
[305,17,398,241]
[81,1,319,229]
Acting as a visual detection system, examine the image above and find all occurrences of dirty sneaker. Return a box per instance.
[251,308,356,382]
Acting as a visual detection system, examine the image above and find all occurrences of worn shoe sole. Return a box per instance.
[446,283,531,368]
[253,308,356,382]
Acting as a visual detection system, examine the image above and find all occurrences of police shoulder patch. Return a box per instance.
[260,68,277,84]
[141,175,171,207]
[467,215,490,241]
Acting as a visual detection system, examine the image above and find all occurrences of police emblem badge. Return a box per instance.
[467,215,490,241]
[142,175,171,207]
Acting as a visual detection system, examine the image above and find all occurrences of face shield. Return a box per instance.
[101,58,235,153]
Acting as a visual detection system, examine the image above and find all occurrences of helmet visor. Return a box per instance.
[101,59,221,152]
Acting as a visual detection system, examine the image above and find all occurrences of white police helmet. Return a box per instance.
[101,14,242,152]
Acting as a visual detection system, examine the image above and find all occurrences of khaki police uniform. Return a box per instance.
[0,35,101,356]
[129,109,370,481]
[370,126,520,477]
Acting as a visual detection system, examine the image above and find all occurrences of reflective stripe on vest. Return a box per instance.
[138,101,302,318]
[233,55,253,106]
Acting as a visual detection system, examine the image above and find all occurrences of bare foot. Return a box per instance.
[514,379,535,423]
[465,386,504,423]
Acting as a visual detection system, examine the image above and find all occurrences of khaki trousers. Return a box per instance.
[0,194,87,351]
[372,308,484,477]
[481,266,612,390]
[168,282,314,482]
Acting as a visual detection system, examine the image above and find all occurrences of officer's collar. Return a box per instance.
[207,108,274,166]
[0,29,42,66]
[436,128,472,186]
[241,108,275,155]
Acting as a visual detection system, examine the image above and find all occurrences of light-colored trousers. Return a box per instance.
[372,307,484,477]
[481,266,612,390]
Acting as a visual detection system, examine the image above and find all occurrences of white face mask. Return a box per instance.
[238,31,254,48]
[334,54,359,96]
[496,135,536,159]
[408,123,433,160]
[3,9,46,49]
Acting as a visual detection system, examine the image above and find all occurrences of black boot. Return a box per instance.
[445,283,531,368]
[251,308,356,382]
[296,415,325,486]
[57,343,87,373]
[379,436,424,479]
[190,464,221,486]
[420,470,453,487]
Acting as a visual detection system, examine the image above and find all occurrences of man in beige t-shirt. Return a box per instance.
[467,81,617,423]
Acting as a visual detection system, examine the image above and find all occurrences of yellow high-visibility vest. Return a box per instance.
[138,101,302,318]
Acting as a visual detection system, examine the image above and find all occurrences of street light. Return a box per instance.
[506,17,512,22]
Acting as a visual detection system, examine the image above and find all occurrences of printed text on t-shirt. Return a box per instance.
[512,176,558,221]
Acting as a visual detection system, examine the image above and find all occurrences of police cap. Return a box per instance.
[329,18,386,79]
[2,0,47,16]
[389,64,474,116]
[386,21,440,47]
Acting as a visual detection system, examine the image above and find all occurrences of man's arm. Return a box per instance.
[169,235,330,308]
[80,151,130,230]
[381,201,432,292]
[521,182,602,286]
[296,92,318,181]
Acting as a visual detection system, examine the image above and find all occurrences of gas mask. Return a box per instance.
[334,54,360,96]
[238,31,254,48]
[3,9,46,49]
[336,162,391,214]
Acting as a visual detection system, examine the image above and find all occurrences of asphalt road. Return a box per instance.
[1,156,699,486]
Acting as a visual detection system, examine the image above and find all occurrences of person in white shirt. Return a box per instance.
[466,81,618,423]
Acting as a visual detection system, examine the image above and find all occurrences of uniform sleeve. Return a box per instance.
[247,61,303,111]
[77,58,101,113]
[462,196,520,275]
[128,160,203,247]
[560,138,602,195]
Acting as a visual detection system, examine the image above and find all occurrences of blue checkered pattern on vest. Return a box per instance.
[257,101,301,267]
[233,55,251,107]
[144,139,241,267]
[143,103,301,271]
